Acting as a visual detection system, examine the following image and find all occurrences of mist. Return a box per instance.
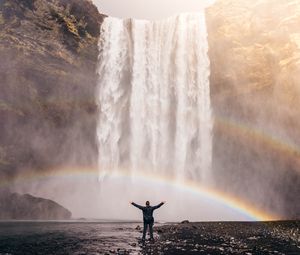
[91,0,216,19]
[12,171,255,221]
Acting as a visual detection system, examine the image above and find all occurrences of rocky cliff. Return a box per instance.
[0,0,104,180]
[207,0,300,218]
[0,192,71,220]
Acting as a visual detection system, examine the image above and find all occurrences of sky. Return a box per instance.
[92,0,216,20]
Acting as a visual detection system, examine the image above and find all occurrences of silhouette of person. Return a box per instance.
[131,201,165,241]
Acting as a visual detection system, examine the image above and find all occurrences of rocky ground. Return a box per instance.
[0,222,299,255]
[140,221,300,255]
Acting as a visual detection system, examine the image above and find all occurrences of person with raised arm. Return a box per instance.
[130,200,166,241]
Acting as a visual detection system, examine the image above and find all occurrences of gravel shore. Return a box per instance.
[140,221,300,255]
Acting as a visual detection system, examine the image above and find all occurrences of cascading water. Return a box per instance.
[96,12,212,184]
[92,12,255,221]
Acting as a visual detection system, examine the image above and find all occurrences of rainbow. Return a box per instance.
[1,167,278,221]
[215,116,300,168]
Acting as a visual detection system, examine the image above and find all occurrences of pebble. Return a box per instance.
[248,236,258,240]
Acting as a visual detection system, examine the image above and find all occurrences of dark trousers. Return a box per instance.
[142,222,154,239]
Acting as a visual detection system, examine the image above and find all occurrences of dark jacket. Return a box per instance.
[132,202,164,223]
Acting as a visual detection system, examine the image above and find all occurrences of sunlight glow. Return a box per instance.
[92,0,216,20]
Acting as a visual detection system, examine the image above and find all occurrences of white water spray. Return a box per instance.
[96,12,212,184]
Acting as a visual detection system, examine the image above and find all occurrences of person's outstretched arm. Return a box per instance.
[130,202,144,210]
[152,201,165,210]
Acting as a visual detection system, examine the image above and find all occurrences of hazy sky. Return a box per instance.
[92,0,216,20]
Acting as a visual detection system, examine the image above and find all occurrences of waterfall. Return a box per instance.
[96,12,212,184]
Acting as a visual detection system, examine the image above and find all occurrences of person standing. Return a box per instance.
[130,201,165,241]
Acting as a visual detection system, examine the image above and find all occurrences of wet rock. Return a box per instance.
[181,220,190,224]
[248,236,259,240]
[116,248,127,255]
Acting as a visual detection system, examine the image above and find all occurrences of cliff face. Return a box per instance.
[0,0,105,179]
[0,193,71,220]
[207,0,300,119]
[206,0,300,218]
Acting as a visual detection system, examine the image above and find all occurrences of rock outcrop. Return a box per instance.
[0,193,71,220]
